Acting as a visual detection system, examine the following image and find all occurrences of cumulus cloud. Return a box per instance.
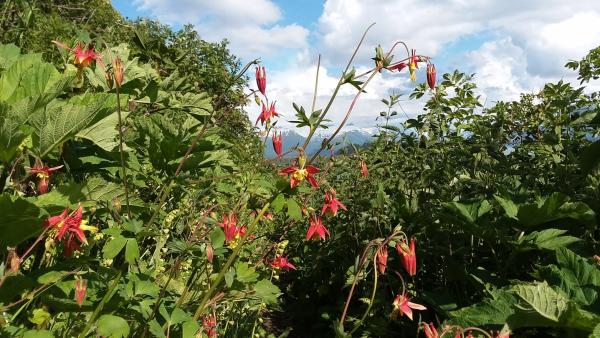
[133,0,309,58]
[131,0,600,131]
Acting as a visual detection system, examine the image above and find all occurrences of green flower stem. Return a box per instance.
[348,262,378,336]
[192,202,271,320]
[115,86,132,219]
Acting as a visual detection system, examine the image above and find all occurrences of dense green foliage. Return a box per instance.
[2,1,600,338]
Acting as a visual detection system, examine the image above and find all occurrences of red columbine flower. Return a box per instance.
[387,62,407,72]
[29,163,63,195]
[256,102,279,126]
[423,322,439,338]
[321,189,347,216]
[409,49,418,81]
[396,237,417,276]
[376,246,388,274]
[271,256,296,270]
[427,64,436,90]
[272,131,283,156]
[202,314,218,338]
[255,66,266,95]
[45,208,71,240]
[53,41,100,69]
[65,205,98,245]
[218,212,247,247]
[360,160,368,178]
[391,293,427,320]
[493,331,510,338]
[279,155,320,188]
[75,277,87,307]
[306,215,329,241]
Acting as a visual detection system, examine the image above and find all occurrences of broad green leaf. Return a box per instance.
[0,195,45,247]
[271,193,285,213]
[97,314,130,338]
[235,262,259,283]
[37,271,68,284]
[76,111,130,152]
[518,229,580,250]
[29,308,51,326]
[0,100,30,162]
[0,44,21,69]
[23,330,54,338]
[494,195,519,219]
[210,227,225,249]
[182,319,200,337]
[30,93,115,157]
[253,279,281,304]
[102,236,127,259]
[125,238,140,264]
[287,198,302,221]
[554,247,600,305]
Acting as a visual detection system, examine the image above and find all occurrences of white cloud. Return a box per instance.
[133,0,309,58]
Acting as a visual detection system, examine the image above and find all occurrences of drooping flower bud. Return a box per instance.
[427,64,436,90]
[360,160,368,178]
[113,57,124,88]
[272,131,283,157]
[376,246,388,274]
[206,242,214,263]
[7,248,20,274]
[255,66,266,95]
[75,277,87,306]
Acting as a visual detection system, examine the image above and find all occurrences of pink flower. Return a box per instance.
[271,256,296,270]
[255,66,266,95]
[321,189,347,217]
[391,293,426,320]
[272,131,283,156]
[306,215,330,241]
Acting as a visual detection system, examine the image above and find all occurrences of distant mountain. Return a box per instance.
[264,128,377,158]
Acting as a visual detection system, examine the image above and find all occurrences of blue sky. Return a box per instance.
[111,0,600,133]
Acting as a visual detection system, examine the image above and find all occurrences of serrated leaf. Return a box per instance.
[125,238,140,264]
[235,262,259,283]
[0,195,45,247]
[254,279,281,304]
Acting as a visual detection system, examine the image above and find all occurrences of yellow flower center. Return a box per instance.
[79,220,98,234]
[37,173,49,179]
[292,169,308,182]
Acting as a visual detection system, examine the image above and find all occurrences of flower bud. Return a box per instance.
[113,57,124,88]
[427,64,436,90]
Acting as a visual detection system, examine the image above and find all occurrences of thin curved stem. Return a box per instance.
[301,23,376,150]
[311,54,321,114]
[348,249,379,336]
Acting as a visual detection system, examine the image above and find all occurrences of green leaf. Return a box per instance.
[287,198,302,221]
[0,100,30,162]
[254,279,281,304]
[23,330,54,338]
[494,195,519,219]
[224,267,235,288]
[235,262,259,283]
[97,314,130,338]
[210,227,225,249]
[271,194,285,213]
[554,247,600,305]
[30,93,115,157]
[518,229,581,250]
[37,271,67,284]
[29,308,51,325]
[102,236,127,259]
[0,195,45,247]
[125,238,140,264]
[76,111,130,152]
[182,319,200,337]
